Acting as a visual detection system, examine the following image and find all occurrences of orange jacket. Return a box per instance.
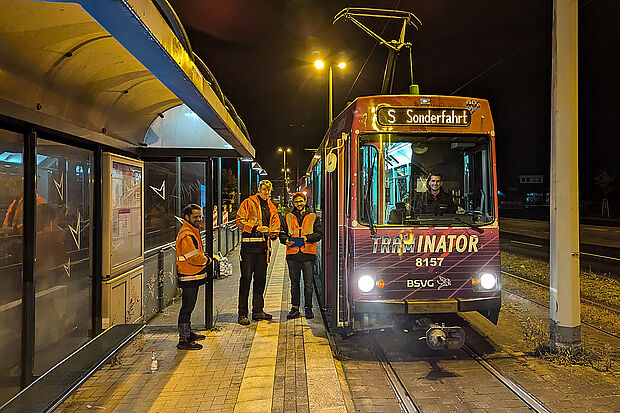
[3,195,46,230]
[284,212,317,255]
[236,194,280,262]
[236,194,280,235]
[175,220,209,282]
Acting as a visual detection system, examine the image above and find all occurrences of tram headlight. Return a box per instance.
[472,272,498,292]
[358,275,375,293]
[479,272,497,290]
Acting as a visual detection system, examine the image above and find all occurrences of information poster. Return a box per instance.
[111,161,142,267]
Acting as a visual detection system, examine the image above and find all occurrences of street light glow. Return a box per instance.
[314,59,325,70]
[338,61,346,69]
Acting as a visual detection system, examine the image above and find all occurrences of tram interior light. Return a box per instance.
[314,59,325,70]
[358,275,375,293]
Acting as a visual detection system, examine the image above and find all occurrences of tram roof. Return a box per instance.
[0,0,254,158]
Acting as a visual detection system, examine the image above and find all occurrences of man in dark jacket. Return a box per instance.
[412,173,456,215]
[279,192,323,319]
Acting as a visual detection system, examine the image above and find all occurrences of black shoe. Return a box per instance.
[177,341,203,350]
[238,315,250,325]
[287,307,300,319]
[252,311,273,321]
[189,332,205,341]
[305,308,314,319]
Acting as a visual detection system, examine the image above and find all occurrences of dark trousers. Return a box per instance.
[287,260,314,310]
[238,251,268,316]
[178,285,199,341]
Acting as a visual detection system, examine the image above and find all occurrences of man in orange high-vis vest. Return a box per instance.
[236,180,280,325]
[176,204,212,350]
[279,192,322,320]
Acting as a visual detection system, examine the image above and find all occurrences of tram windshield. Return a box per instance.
[359,133,495,228]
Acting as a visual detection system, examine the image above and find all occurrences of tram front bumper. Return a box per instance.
[354,296,500,315]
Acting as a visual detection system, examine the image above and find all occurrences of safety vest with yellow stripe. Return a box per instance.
[285,212,317,255]
[175,220,207,282]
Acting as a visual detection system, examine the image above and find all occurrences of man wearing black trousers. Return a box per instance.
[279,192,322,319]
[236,180,280,325]
[175,204,212,350]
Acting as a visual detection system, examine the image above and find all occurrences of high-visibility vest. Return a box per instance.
[175,221,207,282]
[236,194,280,262]
[285,211,317,255]
[235,194,280,235]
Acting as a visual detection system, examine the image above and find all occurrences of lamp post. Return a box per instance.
[290,123,305,185]
[278,147,291,201]
[314,59,346,126]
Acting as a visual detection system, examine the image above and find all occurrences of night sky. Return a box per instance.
[171,0,619,207]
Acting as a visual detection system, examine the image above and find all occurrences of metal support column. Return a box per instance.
[550,0,580,349]
[92,145,103,336]
[236,158,241,246]
[21,131,36,388]
[205,158,214,329]
[176,157,182,232]
[248,163,252,195]
[217,158,222,254]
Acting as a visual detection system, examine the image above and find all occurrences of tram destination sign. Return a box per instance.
[377,107,471,127]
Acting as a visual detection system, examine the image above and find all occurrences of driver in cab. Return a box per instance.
[412,172,456,216]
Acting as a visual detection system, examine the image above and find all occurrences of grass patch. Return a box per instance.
[501,251,620,310]
[521,317,615,373]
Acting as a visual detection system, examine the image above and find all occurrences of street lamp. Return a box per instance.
[278,147,291,200]
[314,59,347,125]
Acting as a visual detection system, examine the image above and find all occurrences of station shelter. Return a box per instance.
[0,0,259,404]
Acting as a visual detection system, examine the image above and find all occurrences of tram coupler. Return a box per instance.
[420,323,466,350]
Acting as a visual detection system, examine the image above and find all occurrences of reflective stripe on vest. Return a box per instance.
[178,272,206,282]
[242,237,265,242]
[285,212,317,255]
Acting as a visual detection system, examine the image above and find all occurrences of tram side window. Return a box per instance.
[314,161,322,211]
[359,144,378,225]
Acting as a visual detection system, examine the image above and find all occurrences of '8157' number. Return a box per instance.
[416,257,444,267]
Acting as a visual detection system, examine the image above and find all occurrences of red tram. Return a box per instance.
[302,95,501,349]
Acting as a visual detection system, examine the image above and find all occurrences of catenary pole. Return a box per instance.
[549,0,580,349]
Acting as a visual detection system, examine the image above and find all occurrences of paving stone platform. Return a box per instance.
[55,242,347,413]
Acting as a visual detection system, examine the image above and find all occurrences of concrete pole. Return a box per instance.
[550,0,580,349]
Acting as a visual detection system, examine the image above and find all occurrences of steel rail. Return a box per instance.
[462,345,551,413]
[501,270,620,315]
[367,334,420,413]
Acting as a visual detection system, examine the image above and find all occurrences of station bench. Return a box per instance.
[0,324,144,413]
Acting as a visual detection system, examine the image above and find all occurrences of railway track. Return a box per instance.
[367,332,550,413]
[501,270,620,340]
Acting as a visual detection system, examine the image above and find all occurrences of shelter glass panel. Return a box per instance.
[0,129,24,404]
[34,139,92,375]
[145,162,178,250]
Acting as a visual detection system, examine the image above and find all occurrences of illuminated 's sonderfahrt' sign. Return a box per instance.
[377,107,471,127]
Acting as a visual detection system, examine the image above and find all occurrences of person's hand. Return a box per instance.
[302,236,307,242]
[256,225,269,233]
[286,240,294,247]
